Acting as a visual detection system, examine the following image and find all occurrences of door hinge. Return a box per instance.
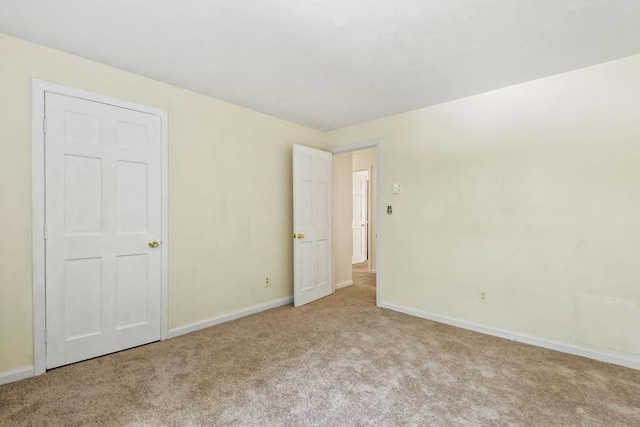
[44,329,48,344]
[43,118,47,134]
[43,224,48,239]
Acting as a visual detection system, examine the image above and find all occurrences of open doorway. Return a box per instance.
[293,141,381,308]
[332,145,378,302]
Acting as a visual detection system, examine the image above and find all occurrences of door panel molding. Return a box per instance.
[31,79,169,375]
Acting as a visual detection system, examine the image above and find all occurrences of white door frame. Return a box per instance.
[330,140,382,307]
[31,79,169,376]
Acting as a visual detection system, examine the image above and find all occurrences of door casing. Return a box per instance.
[31,79,169,376]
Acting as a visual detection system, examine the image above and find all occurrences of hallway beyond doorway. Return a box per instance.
[352,262,376,288]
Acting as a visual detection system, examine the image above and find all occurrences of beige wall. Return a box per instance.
[352,148,377,272]
[0,34,323,373]
[332,152,353,287]
[324,55,640,360]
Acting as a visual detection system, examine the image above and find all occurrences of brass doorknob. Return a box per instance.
[149,240,159,248]
[296,233,305,239]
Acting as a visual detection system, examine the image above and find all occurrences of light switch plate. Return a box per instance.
[393,183,400,194]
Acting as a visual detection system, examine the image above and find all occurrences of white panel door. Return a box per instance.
[45,92,162,368]
[293,145,333,307]
[352,170,368,264]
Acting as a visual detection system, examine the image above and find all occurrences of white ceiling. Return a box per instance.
[1,1,638,131]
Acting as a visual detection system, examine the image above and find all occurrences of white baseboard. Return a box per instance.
[167,296,293,339]
[0,365,34,386]
[335,280,354,289]
[380,302,640,371]
[371,269,377,274]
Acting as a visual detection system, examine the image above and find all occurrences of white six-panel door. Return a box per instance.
[352,170,368,264]
[45,92,162,368]
[293,145,333,307]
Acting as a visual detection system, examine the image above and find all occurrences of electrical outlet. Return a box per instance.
[265,275,271,287]
[479,290,488,303]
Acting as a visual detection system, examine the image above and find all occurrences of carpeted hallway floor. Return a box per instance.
[1,279,639,426]
[352,261,376,288]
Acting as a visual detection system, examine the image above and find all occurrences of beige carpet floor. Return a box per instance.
[352,261,376,288]
[1,281,639,426]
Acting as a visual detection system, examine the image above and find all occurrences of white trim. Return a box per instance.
[167,296,293,338]
[335,280,354,289]
[380,302,640,370]
[159,103,169,342]
[371,269,377,274]
[331,139,379,154]
[330,139,383,307]
[31,79,170,376]
[0,366,34,386]
[32,80,47,376]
